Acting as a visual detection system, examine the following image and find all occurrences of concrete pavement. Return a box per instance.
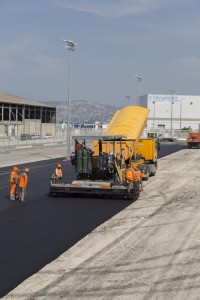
[4,148,200,299]
[0,146,67,168]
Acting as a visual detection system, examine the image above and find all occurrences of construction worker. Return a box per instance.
[76,141,83,150]
[10,166,20,201]
[133,165,143,191]
[125,164,134,193]
[55,163,62,183]
[19,168,29,202]
[125,164,143,193]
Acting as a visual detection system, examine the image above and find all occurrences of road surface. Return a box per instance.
[0,143,185,297]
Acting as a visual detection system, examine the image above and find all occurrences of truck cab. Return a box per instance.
[147,132,160,151]
[147,132,158,139]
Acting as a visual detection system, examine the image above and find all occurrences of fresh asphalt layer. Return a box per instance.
[0,142,186,297]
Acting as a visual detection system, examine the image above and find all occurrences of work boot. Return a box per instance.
[10,196,15,201]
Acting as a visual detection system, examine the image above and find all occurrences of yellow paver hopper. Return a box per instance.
[103,106,149,144]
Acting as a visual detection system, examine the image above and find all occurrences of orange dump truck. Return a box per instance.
[187,132,200,148]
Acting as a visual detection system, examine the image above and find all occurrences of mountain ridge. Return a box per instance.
[45,100,120,123]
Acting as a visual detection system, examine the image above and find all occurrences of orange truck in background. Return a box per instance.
[187,132,200,149]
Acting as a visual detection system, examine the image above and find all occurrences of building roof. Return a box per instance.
[0,92,55,108]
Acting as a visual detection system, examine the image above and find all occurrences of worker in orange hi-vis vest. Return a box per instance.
[125,164,134,193]
[19,168,29,202]
[10,166,20,201]
[125,164,143,193]
[133,165,143,191]
[55,163,62,183]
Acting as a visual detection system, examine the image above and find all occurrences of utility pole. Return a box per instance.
[170,90,175,137]
[180,98,182,130]
[63,39,78,160]
[126,95,131,105]
[153,101,156,128]
[134,75,143,106]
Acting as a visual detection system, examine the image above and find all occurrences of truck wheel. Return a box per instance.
[151,169,156,176]
[128,182,140,201]
[143,170,150,181]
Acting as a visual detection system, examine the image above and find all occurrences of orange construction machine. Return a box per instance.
[187,132,200,149]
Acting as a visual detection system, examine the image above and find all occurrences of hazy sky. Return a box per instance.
[0,0,200,106]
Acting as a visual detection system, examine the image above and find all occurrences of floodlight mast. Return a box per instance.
[170,89,176,138]
[63,39,78,160]
[134,74,143,106]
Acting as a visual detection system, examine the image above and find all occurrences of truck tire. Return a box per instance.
[143,170,150,181]
[151,168,156,176]
[128,182,140,201]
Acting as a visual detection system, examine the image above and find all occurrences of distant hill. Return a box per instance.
[45,100,119,124]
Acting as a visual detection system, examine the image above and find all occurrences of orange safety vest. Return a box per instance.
[125,168,134,181]
[19,173,28,188]
[10,171,17,184]
[134,170,142,182]
[55,168,62,177]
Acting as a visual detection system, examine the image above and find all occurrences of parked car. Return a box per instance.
[20,134,32,141]
[158,134,174,142]
[30,133,41,139]
[43,133,53,139]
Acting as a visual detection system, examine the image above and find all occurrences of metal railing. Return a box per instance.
[0,128,189,153]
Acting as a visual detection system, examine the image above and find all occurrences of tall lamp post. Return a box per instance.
[126,95,131,105]
[134,75,143,106]
[180,98,182,130]
[63,39,78,160]
[170,90,175,137]
[153,101,156,128]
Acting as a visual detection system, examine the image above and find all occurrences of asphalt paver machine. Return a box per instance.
[49,106,156,200]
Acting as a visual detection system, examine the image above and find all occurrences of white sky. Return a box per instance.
[0,0,200,106]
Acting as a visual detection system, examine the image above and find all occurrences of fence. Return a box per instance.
[0,128,188,154]
[143,129,190,140]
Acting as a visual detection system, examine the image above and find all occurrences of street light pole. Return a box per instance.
[134,75,143,106]
[126,95,131,105]
[63,39,78,160]
[170,90,175,137]
[153,101,156,128]
[180,98,182,130]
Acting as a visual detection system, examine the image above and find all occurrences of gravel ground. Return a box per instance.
[4,149,200,300]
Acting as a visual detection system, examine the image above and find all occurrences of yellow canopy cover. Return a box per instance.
[103,106,149,140]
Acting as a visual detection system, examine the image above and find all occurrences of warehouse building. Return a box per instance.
[140,94,200,131]
[0,92,56,138]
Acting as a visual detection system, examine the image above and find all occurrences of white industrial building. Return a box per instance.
[140,94,200,131]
